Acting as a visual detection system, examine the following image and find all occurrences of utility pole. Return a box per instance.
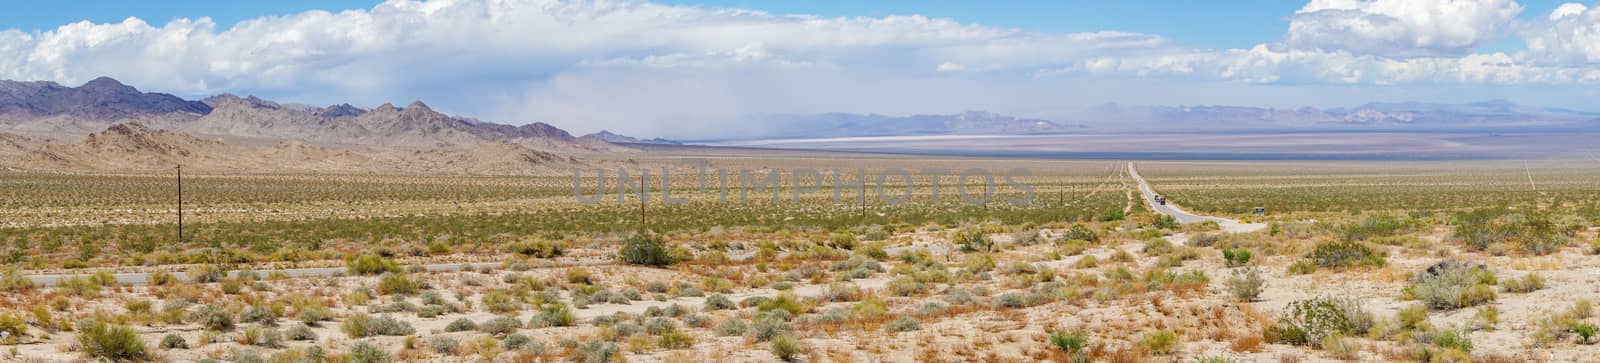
[639,173,646,231]
[176,165,183,244]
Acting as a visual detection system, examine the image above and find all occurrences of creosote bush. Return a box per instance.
[346,254,400,275]
[1226,267,1265,302]
[1305,240,1385,269]
[1268,296,1373,347]
[77,319,148,361]
[1405,261,1496,310]
[619,232,675,266]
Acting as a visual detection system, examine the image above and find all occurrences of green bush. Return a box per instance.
[1048,330,1089,354]
[770,333,801,361]
[1061,224,1100,243]
[507,239,563,258]
[705,294,735,310]
[284,324,317,341]
[1406,261,1497,310]
[159,333,187,349]
[530,303,575,327]
[346,342,392,363]
[1138,329,1178,355]
[1306,240,1385,268]
[1222,248,1251,267]
[377,273,419,295]
[1572,323,1598,344]
[618,232,675,266]
[445,318,477,332]
[0,267,33,291]
[341,314,413,338]
[346,254,400,275]
[952,228,992,253]
[77,319,148,361]
[1501,273,1545,293]
[0,312,25,342]
[191,304,235,331]
[1269,296,1373,347]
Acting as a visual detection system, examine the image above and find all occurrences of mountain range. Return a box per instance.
[726,111,1083,140]
[0,77,620,174]
[1061,100,1600,131]
[4,77,1598,172]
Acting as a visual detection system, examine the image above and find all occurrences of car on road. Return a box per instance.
[1154,195,1166,205]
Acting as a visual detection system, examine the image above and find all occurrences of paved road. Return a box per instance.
[1129,162,1266,232]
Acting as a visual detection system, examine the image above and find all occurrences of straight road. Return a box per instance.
[1129,162,1266,232]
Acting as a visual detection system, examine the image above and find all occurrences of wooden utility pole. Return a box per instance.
[639,173,646,231]
[176,165,183,244]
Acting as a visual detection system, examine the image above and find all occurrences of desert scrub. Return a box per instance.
[1138,329,1179,355]
[952,227,992,253]
[530,302,575,327]
[191,304,235,331]
[1268,296,1373,347]
[159,333,187,349]
[346,342,392,363]
[704,294,735,310]
[1048,330,1089,362]
[77,319,147,361]
[445,318,478,332]
[1500,273,1545,293]
[478,316,523,334]
[619,232,675,266]
[1222,247,1251,267]
[1305,240,1385,269]
[1404,261,1496,310]
[770,333,801,361]
[885,317,920,332]
[714,317,748,336]
[284,324,316,341]
[341,314,415,338]
[507,239,563,258]
[377,273,420,295]
[0,267,33,291]
[345,254,400,275]
[1226,267,1265,302]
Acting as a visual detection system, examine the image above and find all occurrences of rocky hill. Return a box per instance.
[0,77,623,175]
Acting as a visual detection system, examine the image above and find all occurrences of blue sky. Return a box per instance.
[1,0,1597,137]
[3,0,1575,49]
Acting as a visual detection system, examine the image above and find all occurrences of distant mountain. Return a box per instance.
[732,111,1082,139]
[0,77,622,152]
[581,130,683,145]
[0,77,211,119]
[0,77,625,174]
[1068,101,1600,131]
[13,122,586,175]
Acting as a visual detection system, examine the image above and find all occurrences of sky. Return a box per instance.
[2,0,1599,138]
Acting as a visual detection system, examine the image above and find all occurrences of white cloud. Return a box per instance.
[1521,3,1600,65]
[1285,0,1523,57]
[1,0,1599,135]
[1066,45,1600,85]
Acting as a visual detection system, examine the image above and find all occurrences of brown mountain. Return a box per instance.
[0,77,624,152]
[0,76,626,174]
[11,122,586,175]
